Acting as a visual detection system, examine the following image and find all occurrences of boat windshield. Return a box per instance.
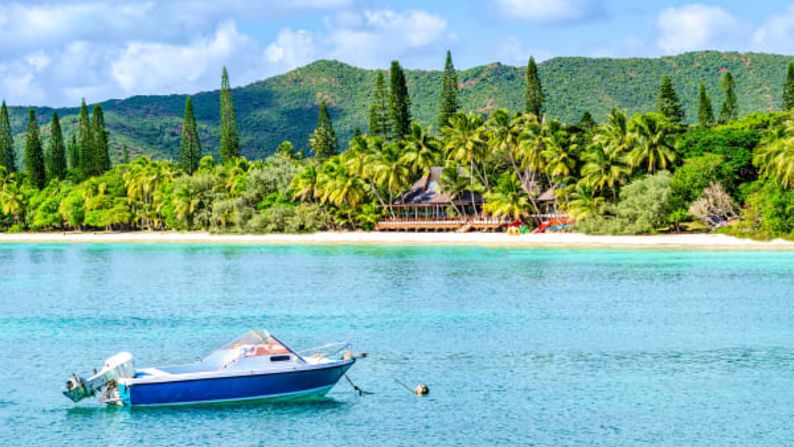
[220,330,290,355]
[202,330,294,369]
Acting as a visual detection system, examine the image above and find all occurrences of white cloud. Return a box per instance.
[265,29,317,71]
[0,1,452,106]
[753,5,794,52]
[327,9,449,67]
[111,21,260,96]
[498,36,551,63]
[656,4,743,53]
[492,0,604,23]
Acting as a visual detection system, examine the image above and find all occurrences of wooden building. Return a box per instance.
[376,167,555,231]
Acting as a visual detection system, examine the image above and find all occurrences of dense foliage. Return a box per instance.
[8,51,794,162]
[2,51,794,239]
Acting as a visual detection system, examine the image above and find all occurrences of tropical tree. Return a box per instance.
[180,96,202,174]
[124,157,177,230]
[580,143,630,196]
[438,50,459,128]
[315,157,367,224]
[291,163,319,202]
[0,101,15,172]
[368,71,391,138]
[309,101,338,159]
[369,141,410,207]
[784,62,794,111]
[24,109,46,189]
[0,169,24,225]
[627,113,677,173]
[443,112,490,194]
[541,120,576,181]
[697,83,714,127]
[440,161,472,217]
[754,118,794,188]
[483,175,530,220]
[389,60,411,140]
[219,66,240,162]
[593,108,631,157]
[718,70,738,124]
[401,123,440,177]
[525,56,544,117]
[46,112,67,180]
[77,99,92,171]
[657,75,685,124]
[91,104,111,175]
[565,182,606,220]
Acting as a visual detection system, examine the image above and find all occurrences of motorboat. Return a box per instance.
[63,329,358,406]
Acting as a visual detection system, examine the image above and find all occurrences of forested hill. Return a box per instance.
[6,51,794,161]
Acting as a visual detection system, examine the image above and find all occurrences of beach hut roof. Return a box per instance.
[392,167,482,205]
[520,179,557,203]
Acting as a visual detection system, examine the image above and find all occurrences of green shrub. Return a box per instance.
[577,172,673,235]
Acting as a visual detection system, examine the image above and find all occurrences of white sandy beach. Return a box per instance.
[0,231,792,250]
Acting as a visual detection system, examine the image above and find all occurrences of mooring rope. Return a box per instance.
[365,357,418,395]
[343,374,374,396]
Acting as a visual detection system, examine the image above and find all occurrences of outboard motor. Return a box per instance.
[63,352,135,403]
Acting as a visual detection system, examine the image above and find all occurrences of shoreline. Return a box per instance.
[0,231,792,250]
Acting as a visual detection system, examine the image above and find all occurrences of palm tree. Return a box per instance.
[172,182,199,229]
[315,157,367,224]
[443,112,489,216]
[401,123,440,178]
[370,141,410,208]
[439,162,471,217]
[0,170,24,225]
[124,157,176,230]
[755,119,794,188]
[486,109,523,163]
[483,175,530,220]
[443,112,490,192]
[291,163,319,202]
[565,182,606,220]
[627,113,677,173]
[580,144,630,198]
[541,120,576,181]
[593,108,631,157]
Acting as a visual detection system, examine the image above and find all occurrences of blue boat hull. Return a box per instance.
[119,360,354,406]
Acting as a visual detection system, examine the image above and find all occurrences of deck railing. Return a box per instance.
[375,216,507,231]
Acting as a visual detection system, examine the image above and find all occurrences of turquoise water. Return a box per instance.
[1,244,794,446]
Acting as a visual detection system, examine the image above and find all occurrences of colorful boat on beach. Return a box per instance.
[63,330,357,406]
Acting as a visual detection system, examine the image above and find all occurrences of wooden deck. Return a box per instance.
[375,217,507,232]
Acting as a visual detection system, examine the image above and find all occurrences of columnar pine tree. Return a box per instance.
[91,104,110,175]
[525,56,545,117]
[309,101,338,159]
[718,71,738,124]
[438,50,459,129]
[24,109,45,189]
[46,112,67,180]
[0,101,15,172]
[783,62,794,111]
[657,75,685,123]
[122,145,130,164]
[697,83,714,127]
[67,134,79,170]
[180,96,201,174]
[389,60,411,140]
[578,110,596,131]
[368,71,391,138]
[219,66,239,162]
[77,99,92,171]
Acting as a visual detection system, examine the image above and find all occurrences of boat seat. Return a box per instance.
[135,367,172,378]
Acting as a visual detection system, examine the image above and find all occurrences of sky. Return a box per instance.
[2,0,794,107]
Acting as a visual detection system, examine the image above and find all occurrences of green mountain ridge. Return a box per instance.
[5,50,794,161]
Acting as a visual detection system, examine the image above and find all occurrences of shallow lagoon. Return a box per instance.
[1,244,793,446]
